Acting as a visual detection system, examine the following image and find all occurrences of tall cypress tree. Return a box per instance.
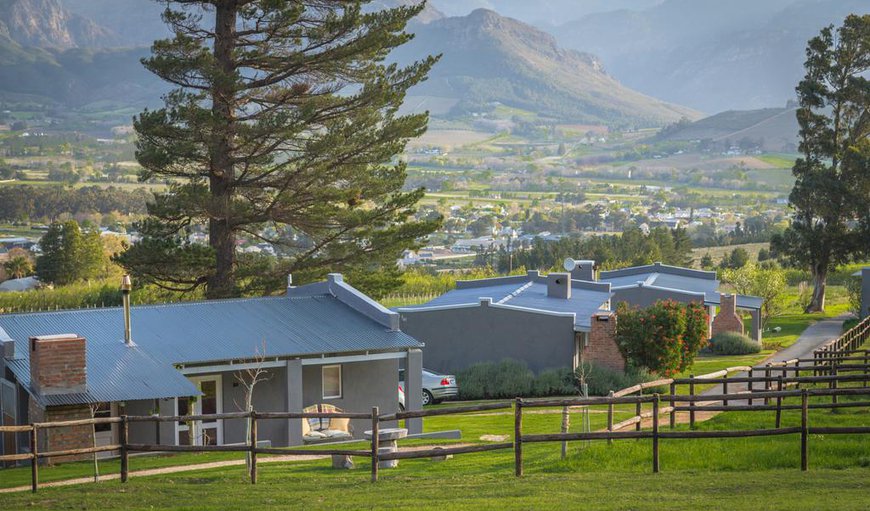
[118,1,440,298]
[772,15,870,312]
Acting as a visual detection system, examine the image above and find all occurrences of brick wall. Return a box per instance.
[29,402,94,464]
[582,311,624,371]
[712,294,744,337]
[29,335,87,395]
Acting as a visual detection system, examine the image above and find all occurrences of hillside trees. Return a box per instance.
[118,1,440,298]
[36,221,107,285]
[772,15,870,312]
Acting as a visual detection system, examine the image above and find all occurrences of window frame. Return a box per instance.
[321,364,343,399]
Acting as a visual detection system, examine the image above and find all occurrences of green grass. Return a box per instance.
[2,390,869,509]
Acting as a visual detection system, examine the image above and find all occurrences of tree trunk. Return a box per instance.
[806,264,827,313]
[207,0,238,299]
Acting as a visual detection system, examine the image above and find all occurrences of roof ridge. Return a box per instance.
[0,294,337,319]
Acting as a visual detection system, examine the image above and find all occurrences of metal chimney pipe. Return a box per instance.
[121,274,133,345]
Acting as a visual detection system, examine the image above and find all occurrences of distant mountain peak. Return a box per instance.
[0,0,118,49]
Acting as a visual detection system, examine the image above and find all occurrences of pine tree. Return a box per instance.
[118,1,440,298]
[36,221,107,285]
[772,15,870,312]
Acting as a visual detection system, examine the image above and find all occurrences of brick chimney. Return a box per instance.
[582,311,624,371]
[547,272,571,299]
[570,260,596,281]
[712,294,743,337]
[29,334,87,395]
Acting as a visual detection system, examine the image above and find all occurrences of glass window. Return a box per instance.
[93,402,112,433]
[200,380,218,416]
[322,365,342,399]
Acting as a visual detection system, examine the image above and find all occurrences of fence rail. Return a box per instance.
[6,316,869,492]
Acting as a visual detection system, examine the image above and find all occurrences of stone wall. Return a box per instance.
[30,403,93,464]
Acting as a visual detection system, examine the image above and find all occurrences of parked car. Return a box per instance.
[399,368,458,406]
[398,384,406,411]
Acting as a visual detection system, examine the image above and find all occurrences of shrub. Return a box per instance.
[456,359,533,400]
[581,363,661,396]
[456,360,576,399]
[709,331,761,355]
[531,367,577,397]
[615,300,709,376]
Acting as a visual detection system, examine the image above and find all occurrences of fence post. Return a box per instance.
[800,389,808,471]
[689,375,695,429]
[560,406,569,460]
[722,374,729,407]
[120,415,129,483]
[748,368,754,405]
[864,352,869,387]
[371,406,379,483]
[668,382,676,429]
[514,398,523,477]
[652,394,660,474]
[831,366,838,405]
[635,390,642,433]
[764,364,772,405]
[606,391,614,444]
[775,377,783,428]
[30,425,38,493]
[250,411,258,485]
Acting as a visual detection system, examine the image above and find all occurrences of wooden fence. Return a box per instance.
[4,316,869,491]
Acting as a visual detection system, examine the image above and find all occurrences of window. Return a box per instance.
[322,365,342,399]
[93,402,112,433]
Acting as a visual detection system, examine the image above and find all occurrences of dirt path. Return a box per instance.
[0,443,474,494]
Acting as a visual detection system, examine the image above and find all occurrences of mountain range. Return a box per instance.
[0,0,694,127]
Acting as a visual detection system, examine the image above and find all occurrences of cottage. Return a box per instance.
[0,274,423,463]
[594,261,763,341]
[398,270,620,374]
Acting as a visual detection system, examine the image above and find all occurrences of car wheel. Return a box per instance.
[422,390,434,406]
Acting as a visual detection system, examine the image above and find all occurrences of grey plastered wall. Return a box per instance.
[399,303,577,374]
[301,358,399,439]
[125,399,171,445]
[220,366,288,446]
[611,286,703,309]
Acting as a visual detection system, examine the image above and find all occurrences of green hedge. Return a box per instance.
[582,363,664,396]
[456,360,575,400]
[709,331,761,355]
[455,359,661,399]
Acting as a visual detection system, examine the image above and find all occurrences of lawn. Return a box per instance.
[2,389,869,510]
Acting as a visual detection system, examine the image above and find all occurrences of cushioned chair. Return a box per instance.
[301,404,354,444]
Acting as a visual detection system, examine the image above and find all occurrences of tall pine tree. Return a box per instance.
[772,15,870,312]
[118,1,440,298]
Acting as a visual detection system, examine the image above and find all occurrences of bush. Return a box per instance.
[531,367,577,397]
[581,363,662,396]
[709,331,761,355]
[615,300,709,376]
[456,360,576,399]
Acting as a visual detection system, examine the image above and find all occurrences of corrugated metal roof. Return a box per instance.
[0,293,421,406]
[601,270,762,310]
[400,279,611,330]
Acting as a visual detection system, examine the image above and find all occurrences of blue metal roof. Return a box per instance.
[400,276,611,330]
[0,288,421,406]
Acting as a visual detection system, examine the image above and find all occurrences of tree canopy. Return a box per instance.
[772,14,870,312]
[36,221,107,286]
[118,0,441,298]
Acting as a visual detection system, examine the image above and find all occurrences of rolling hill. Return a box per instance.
[657,107,799,152]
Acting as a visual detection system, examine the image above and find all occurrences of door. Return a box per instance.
[92,402,117,459]
[0,378,16,465]
[177,375,222,446]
